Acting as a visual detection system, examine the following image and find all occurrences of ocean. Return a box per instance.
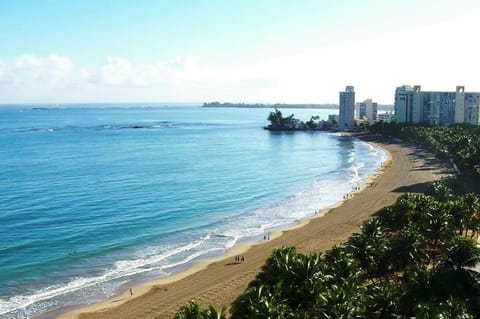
[0,105,388,318]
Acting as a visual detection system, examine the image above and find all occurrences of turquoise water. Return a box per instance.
[0,105,387,318]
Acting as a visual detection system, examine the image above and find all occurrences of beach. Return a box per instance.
[56,134,451,319]
[1,106,384,318]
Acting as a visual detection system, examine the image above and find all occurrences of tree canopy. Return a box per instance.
[174,181,480,318]
[173,122,480,318]
[369,122,480,176]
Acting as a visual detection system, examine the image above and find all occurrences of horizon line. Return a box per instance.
[0,101,394,106]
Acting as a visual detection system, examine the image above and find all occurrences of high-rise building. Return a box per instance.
[421,91,456,125]
[394,85,422,123]
[377,112,394,123]
[328,114,339,124]
[356,99,378,124]
[451,86,480,125]
[339,86,355,129]
[464,91,480,125]
[394,85,480,125]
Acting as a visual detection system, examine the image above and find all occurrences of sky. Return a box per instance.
[1,0,480,104]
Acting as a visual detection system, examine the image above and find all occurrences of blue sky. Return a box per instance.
[1,0,480,104]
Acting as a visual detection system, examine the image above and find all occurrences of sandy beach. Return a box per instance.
[56,134,451,319]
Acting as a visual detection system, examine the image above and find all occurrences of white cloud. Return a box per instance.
[0,60,6,81]
[1,10,480,103]
[0,54,87,88]
[255,9,480,103]
[95,55,276,91]
[98,56,203,86]
[100,56,135,86]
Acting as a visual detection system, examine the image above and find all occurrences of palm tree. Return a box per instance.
[389,224,427,271]
[175,300,226,319]
[399,265,434,316]
[231,284,291,319]
[463,193,480,238]
[233,247,315,318]
[254,246,298,287]
[323,246,363,285]
[315,276,366,318]
[414,297,474,319]
[439,236,480,278]
[423,210,453,268]
[305,116,319,130]
[267,108,284,129]
[349,218,391,283]
[429,180,454,202]
[445,198,471,236]
[371,122,480,178]
[251,247,324,312]
[365,282,401,318]
[203,305,226,319]
[287,253,324,310]
[175,300,204,319]
[316,246,366,317]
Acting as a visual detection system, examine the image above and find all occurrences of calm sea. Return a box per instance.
[0,105,387,318]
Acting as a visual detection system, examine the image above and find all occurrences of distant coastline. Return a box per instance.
[203,102,394,111]
[202,102,338,109]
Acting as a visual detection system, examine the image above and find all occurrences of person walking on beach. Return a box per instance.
[129,288,133,297]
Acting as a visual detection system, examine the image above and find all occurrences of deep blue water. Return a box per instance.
[0,105,387,318]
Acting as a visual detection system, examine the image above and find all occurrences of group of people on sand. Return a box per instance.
[235,255,245,263]
[343,185,363,199]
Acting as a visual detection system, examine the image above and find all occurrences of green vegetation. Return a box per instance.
[174,123,480,318]
[266,108,302,130]
[369,122,480,176]
[266,108,327,131]
[202,102,394,112]
[174,180,480,318]
[203,102,338,109]
[227,182,480,318]
[174,300,226,319]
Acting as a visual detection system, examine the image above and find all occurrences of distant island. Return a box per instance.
[203,102,337,109]
[203,102,394,111]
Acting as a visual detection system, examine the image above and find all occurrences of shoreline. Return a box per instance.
[53,134,450,319]
[50,165,372,319]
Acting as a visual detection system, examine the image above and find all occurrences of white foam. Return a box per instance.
[349,162,365,185]
[0,275,112,317]
[1,138,389,319]
[160,247,224,271]
[0,237,214,318]
[113,236,208,273]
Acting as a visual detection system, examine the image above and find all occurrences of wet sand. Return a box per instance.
[56,134,451,319]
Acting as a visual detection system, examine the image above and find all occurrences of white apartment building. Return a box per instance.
[377,112,394,123]
[356,99,378,124]
[339,86,355,129]
[328,114,339,124]
[394,85,480,125]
